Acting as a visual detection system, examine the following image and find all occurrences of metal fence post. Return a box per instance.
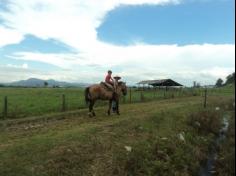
[3,96,7,119]
[62,94,66,111]
[129,87,132,103]
[204,88,207,108]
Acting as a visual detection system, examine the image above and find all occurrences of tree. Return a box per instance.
[215,78,224,87]
[196,83,201,88]
[44,81,48,87]
[193,81,201,88]
[225,72,235,85]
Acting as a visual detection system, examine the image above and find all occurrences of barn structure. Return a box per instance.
[137,79,183,90]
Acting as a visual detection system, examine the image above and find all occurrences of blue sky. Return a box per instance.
[98,0,235,45]
[0,0,235,86]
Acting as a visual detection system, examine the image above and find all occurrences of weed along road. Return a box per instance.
[0,95,234,176]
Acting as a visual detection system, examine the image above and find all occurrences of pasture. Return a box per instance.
[0,85,234,119]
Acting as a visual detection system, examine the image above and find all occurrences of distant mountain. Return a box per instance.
[3,78,90,88]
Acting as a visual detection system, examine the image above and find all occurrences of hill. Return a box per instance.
[2,78,90,88]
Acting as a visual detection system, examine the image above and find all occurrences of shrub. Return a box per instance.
[188,110,222,134]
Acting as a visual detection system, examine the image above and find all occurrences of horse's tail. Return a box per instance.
[85,87,90,105]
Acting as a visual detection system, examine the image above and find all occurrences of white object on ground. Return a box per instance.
[178,132,185,142]
[124,146,132,152]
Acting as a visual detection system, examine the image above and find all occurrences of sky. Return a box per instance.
[0,0,235,86]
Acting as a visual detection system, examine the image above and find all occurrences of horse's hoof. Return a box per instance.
[88,113,93,118]
[92,112,96,116]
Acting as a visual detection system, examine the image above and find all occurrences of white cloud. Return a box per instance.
[0,65,40,83]
[0,64,105,83]
[0,63,233,86]
[0,0,181,49]
[0,26,24,47]
[6,63,28,69]
[0,0,235,86]
[200,67,234,81]
[8,52,89,69]
[5,43,234,86]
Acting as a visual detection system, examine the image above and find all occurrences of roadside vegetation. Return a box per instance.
[215,100,235,176]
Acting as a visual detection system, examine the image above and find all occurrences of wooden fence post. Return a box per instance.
[153,87,156,99]
[62,94,66,112]
[129,87,132,103]
[3,96,7,119]
[140,90,144,102]
[204,88,207,108]
[123,96,126,104]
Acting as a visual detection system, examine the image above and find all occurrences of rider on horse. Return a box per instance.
[85,71,127,117]
[105,70,121,91]
[105,70,121,112]
[105,70,114,86]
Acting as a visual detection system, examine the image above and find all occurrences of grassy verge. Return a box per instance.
[215,104,235,176]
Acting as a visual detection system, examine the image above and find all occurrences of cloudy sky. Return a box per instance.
[0,0,235,86]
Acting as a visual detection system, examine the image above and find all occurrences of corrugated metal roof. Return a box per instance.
[137,79,183,86]
[137,79,168,85]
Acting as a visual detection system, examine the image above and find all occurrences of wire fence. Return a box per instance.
[0,87,234,120]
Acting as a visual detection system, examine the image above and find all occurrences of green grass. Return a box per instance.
[0,96,234,176]
[0,88,85,119]
[0,85,234,119]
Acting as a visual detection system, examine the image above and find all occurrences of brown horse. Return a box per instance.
[84,82,127,117]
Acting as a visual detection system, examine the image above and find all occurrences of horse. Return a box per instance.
[84,82,127,117]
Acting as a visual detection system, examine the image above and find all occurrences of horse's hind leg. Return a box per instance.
[92,111,96,116]
[89,101,96,117]
[88,101,95,117]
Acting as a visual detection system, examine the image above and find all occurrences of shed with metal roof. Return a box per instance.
[137,79,183,87]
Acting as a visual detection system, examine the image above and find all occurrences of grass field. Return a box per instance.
[0,94,235,176]
[0,85,234,175]
[0,85,234,119]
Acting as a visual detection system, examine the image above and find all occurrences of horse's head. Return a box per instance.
[118,81,127,96]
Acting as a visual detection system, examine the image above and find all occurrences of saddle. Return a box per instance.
[100,82,114,92]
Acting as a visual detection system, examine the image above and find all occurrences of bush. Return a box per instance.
[188,110,222,134]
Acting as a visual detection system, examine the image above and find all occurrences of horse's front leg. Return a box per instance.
[107,99,112,116]
[116,100,120,115]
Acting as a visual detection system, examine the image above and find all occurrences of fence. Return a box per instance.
[0,87,234,120]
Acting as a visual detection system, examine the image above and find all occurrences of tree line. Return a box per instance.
[215,72,235,87]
